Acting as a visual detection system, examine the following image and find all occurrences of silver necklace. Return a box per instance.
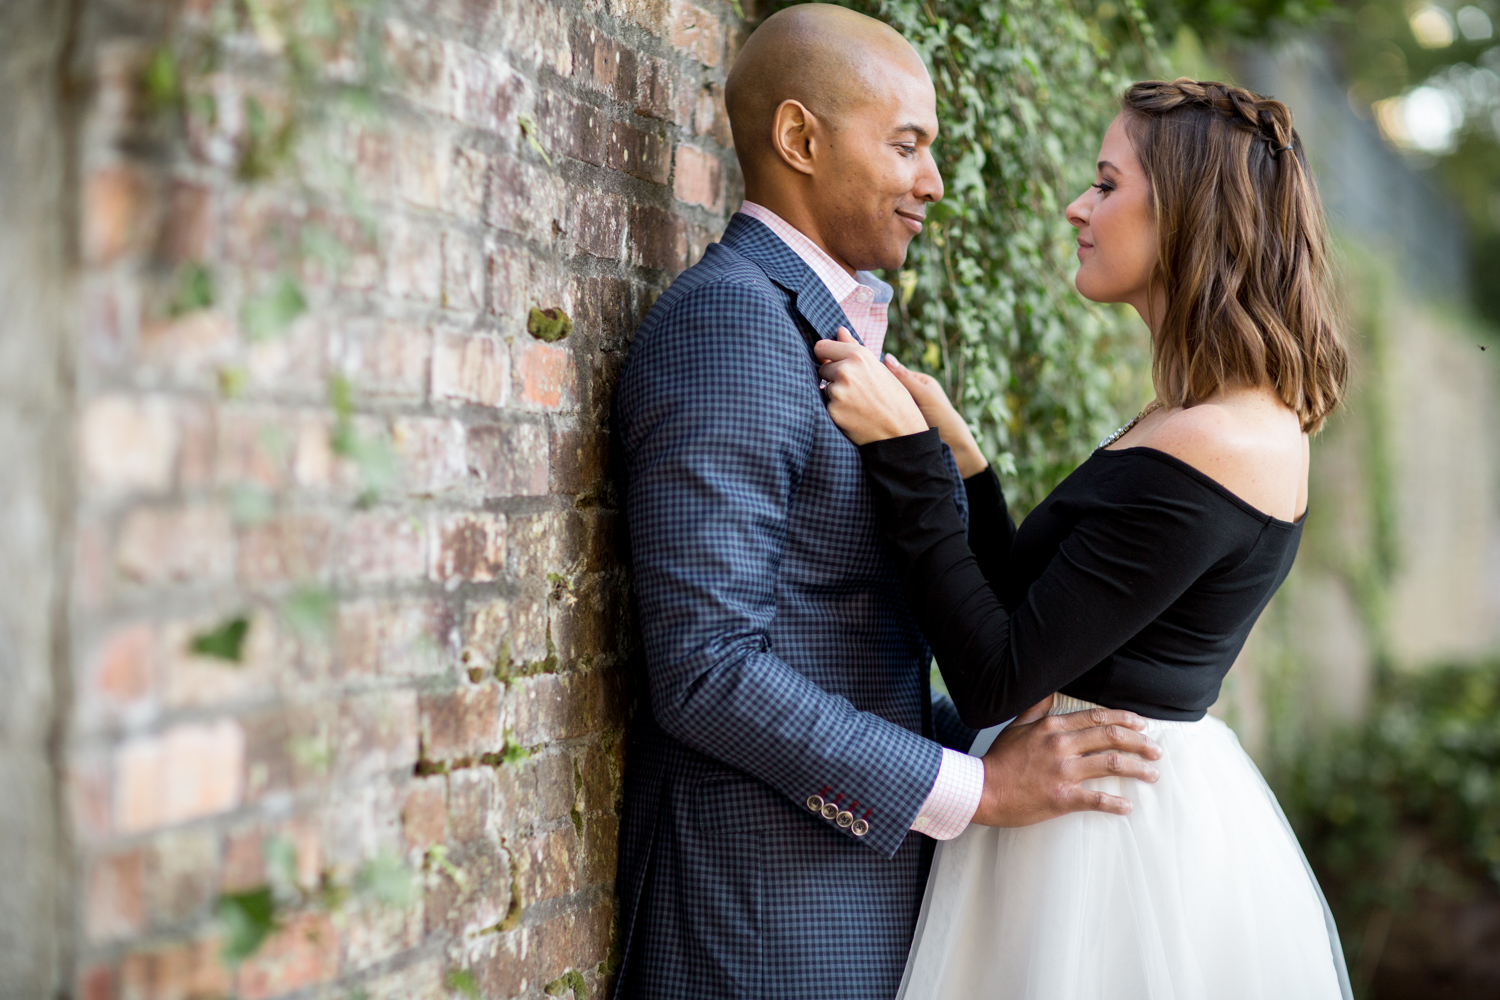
[1097,400,1163,451]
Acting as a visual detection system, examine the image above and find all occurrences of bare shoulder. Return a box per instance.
[1137,389,1308,522]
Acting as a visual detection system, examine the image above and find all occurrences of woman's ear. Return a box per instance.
[771,99,819,177]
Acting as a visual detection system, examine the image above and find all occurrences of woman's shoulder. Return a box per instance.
[1129,389,1308,523]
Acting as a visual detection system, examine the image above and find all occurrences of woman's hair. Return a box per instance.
[1120,79,1347,433]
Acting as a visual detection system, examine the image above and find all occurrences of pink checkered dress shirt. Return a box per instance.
[738,201,985,841]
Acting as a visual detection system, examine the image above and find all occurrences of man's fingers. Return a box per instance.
[1048,707,1148,733]
[1065,786,1133,816]
[1065,723,1162,760]
[1068,750,1160,784]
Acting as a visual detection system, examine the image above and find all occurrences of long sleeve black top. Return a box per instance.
[860,428,1304,727]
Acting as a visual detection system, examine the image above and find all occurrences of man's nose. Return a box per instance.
[915,150,944,203]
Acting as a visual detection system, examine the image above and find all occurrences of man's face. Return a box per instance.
[813,60,943,272]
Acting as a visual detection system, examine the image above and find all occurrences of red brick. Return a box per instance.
[515,341,578,411]
[338,690,420,780]
[510,671,605,746]
[513,825,579,907]
[670,0,725,67]
[401,778,448,852]
[571,190,625,260]
[491,154,567,243]
[215,407,291,489]
[332,321,431,403]
[629,202,688,272]
[117,505,235,586]
[537,91,606,167]
[336,598,452,678]
[337,510,427,582]
[114,719,246,833]
[432,512,506,583]
[432,330,508,407]
[550,419,608,496]
[142,829,219,928]
[86,848,146,942]
[92,623,156,706]
[419,684,503,761]
[155,181,215,263]
[118,937,231,1000]
[84,166,153,266]
[693,83,733,147]
[608,121,671,185]
[384,21,446,109]
[236,512,333,586]
[234,911,339,1000]
[465,421,548,497]
[81,394,180,496]
[386,219,444,304]
[79,963,118,1000]
[442,231,485,313]
[673,144,724,211]
[634,55,677,121]
[424,839,512,937]
[466,588,549,668]
[392,416,468,496]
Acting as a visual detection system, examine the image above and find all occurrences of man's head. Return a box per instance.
[725,4,942,273]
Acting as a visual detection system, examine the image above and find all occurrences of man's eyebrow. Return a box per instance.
[894,122,932,140]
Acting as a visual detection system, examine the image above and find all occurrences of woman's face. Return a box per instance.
[1066,115,1158,323]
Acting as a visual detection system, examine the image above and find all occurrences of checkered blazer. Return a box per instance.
[612,213,977,999]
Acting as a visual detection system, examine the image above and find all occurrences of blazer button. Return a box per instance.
[836,811,854,828]
[821,803,839,821]
[806,794,824,812]
[851,819,870,837]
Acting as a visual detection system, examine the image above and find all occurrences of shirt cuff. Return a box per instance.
[909,747,984,840]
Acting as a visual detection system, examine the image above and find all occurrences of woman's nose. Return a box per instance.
[1065,191,1090,229]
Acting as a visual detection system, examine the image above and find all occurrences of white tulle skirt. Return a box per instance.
[897,694,1352,1000]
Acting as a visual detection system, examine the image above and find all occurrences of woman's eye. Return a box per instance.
[1091,182,1112,194]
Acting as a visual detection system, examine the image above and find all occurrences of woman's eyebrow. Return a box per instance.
[1097,160,1119,173]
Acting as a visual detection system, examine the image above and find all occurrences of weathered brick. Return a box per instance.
[608,121,671,184]
[509,671,604,745]
[466,588,549,669]
[432,511,507,583]
[392,415,469,496]
[337,509,428,582]
[670,0,724,67]
[332,321,432,403]
[90,622,157,708]
[86,848,147,942]
[514,340,579,411]
[336,598,453,678]
[506,509,566,580]
[673,144,724,211]
[550,418,608,495]
[142,828,219,929]
[447,765,501,844]
[491,153,567,242]
[634,55,677,121]
[115,719,246,834]
[419,684,503,761]
[160,613,276,709]
[433,330,509,407]
[571,189,625,260]
[537,90,606,168]
[629,202,687,272]
[512,825,578,907]
[338,690,421,780]
[81,395,180,496]
[234,911,340,1000]
[465,421,548,497]
[156,180,215,262]
[118,936,232,1000]
[118,504,235,586]
[84,165,153,266]
[693,82,733,147]
[386,218,445,304]
[401,777,448,852]
[424,838,512,937]
[236,512,334,586]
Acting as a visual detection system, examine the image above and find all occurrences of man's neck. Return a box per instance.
[740,193,856,277]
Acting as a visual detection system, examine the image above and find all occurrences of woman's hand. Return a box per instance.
[881,355,989,478]
[814,328,928,444]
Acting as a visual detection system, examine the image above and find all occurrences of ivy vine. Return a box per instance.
[776,0,1161,511]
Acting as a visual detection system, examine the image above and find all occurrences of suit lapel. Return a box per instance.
[719,214,858,346]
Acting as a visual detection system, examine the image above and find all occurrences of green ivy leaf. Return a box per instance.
[242,275,307,342]
[445,968,481,1000]
[216,886,278,965]
[189,616,250,663]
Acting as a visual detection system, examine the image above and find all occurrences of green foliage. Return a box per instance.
[528,306,574,342]
[545,969,587,1000]
[282,584,336,639]
[241,274,307,341]
[1274,662,1500,956]
[189,615,250,662]
[802,0,1155,509]
[1131,0,1340,44]
[445,968,482,1000]
[169,262,216,316]
[217,886,278,965]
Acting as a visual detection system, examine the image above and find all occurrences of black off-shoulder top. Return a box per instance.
[860,428,1303,726]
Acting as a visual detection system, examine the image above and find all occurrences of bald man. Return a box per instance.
[612,6,1152,996]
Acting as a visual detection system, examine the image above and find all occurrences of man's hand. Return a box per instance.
[971,704,1162,827]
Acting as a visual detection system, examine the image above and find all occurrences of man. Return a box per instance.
[611,6,1160,997]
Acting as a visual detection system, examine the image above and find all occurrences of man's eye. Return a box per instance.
[897,145,917,157]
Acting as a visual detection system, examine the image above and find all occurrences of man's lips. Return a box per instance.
[896,210,925,234]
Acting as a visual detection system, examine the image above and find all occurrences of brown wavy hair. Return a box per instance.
[1121,79,1347,433]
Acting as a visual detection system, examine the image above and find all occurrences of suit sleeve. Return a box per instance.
[616,283,942,858]
[860,430,1235,728]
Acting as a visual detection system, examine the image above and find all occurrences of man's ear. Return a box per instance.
[771,99,819,177]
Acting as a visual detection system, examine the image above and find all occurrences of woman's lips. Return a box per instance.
[896,211,924,234]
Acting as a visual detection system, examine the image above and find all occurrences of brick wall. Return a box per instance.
[53,0,744,997]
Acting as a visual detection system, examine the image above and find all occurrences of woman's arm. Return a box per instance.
[859,430,1228,727]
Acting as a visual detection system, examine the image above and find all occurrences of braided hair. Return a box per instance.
[1121,79,1347,433]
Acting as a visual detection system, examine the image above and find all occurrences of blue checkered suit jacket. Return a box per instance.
[612,213,978,999]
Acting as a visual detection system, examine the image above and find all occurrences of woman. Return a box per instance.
[815,80,1353,999]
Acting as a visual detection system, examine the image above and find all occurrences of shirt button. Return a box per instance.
[806,794,824,813]
[851,819,870,837]
[820,803,839,821]
[836,811,854,828]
